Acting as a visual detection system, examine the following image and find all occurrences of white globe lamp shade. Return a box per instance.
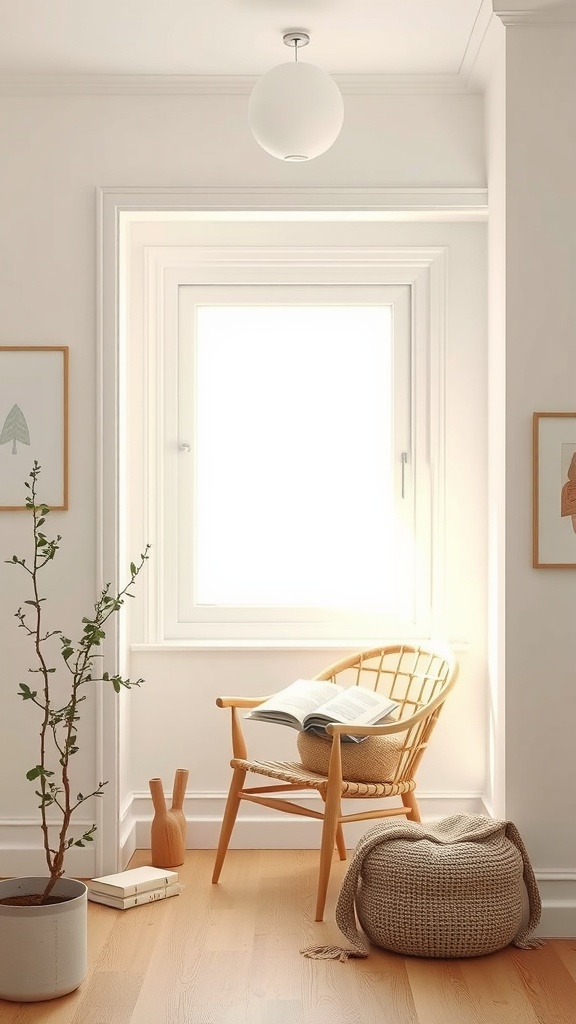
[249,60,344,161]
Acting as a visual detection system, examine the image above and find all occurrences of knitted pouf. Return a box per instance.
[302,814,543,960]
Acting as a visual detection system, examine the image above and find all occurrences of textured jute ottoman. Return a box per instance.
[302,814,543,960]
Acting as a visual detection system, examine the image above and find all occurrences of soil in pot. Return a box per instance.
[0,894,70,907]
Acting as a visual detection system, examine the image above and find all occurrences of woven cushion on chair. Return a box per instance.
[301,814,543,961]
[296,730,403,783]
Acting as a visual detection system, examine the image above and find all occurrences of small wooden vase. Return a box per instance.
[149,772,187,868]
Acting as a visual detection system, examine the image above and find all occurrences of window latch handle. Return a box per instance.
[401,451,408,498]
[179,442,191,453]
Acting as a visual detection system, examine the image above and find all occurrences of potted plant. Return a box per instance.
[0,462,149,1002]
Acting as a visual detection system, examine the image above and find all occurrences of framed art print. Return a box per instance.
[0,347,69,511]
[533,411,576,568]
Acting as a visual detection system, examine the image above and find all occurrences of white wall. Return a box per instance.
[0,87,486,878]
[482,6,576,934]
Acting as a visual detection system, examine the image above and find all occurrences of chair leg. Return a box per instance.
[315,791,342,922]
[321,794,347,862]
[335,823,347,861]
[212,766,246,883]
[402,790,421,822]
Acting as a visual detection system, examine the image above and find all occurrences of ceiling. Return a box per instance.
[0,0,489,79]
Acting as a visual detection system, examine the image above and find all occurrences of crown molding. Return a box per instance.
[495,6,576,24]
[99,185,488,219]
[0,71,477,98]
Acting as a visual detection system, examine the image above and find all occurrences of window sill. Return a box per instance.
[130,638,469,653]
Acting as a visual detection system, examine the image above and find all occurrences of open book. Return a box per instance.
[245,678,398,743]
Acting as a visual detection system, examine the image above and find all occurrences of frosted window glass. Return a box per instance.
[194,305,393,608]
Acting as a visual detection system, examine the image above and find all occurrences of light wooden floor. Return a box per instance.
[1,849,575,1024]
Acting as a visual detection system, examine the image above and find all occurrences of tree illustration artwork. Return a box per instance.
[0,404,31,454]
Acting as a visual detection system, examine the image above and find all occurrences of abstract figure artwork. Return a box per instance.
[560,449,576,533]
[533,412,576,568]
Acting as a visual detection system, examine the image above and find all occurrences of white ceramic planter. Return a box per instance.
[0,876,87,1002]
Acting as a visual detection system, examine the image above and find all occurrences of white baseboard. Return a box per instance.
[539,902,576,938]
[534,872,576,938]
[4,797,576,938]
[0,818,96,878]
[128,788,488,852]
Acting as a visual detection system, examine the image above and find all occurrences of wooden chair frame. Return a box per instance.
[212,644,458,921]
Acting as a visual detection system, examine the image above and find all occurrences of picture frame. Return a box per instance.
[533,411,576,568]
[0,347,69,511]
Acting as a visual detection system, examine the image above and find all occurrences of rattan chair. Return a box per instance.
[212,643,458,921]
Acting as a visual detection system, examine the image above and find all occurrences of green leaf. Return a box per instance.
[18,683,37,700]
[26,765,54,781]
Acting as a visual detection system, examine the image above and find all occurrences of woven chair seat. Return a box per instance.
[231,757,416,798]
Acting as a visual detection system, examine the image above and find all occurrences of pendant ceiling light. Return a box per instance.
[248,32,344,162]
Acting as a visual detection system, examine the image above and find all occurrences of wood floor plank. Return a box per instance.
[69,972,143,1024]
[348,951,419,1024]
[458,948,542,1024]
[511,943,576,1024]
[185,950,252,1008]
[551,938,576,983]
[404,958,480,1024]
[245,999,304,1024]
[300,959,365,1024]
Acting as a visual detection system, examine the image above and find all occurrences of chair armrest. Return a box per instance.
[216,695,272,709]
[215,696,272,760]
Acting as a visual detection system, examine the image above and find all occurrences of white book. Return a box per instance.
[245,678,399,743]
[89,865,179,897]
[88,882,183,910]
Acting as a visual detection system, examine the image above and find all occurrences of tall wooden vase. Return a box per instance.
[149,774,187,868]
[171,768,189,847]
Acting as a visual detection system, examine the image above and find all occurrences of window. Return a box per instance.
[131,242,446,644]
[162,280,425,641]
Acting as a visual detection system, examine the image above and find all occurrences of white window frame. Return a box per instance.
[171,282,411,634]
[139,245,447,644]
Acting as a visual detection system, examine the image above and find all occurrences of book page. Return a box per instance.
[247,679,342,721]
[307,685,397,726]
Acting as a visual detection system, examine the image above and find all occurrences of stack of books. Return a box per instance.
[87,865,182,910]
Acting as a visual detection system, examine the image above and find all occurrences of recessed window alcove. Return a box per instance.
[97,187,493,874]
